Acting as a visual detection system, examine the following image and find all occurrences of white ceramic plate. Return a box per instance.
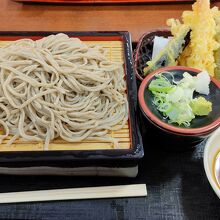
[204,127,220,198]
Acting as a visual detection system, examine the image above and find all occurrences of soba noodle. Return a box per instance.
[0,33,128,149]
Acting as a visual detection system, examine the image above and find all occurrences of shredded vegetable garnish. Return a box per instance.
[148,71,212,126]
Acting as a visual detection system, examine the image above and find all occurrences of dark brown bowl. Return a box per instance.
[134,29,171,81]
[138,66,220,150]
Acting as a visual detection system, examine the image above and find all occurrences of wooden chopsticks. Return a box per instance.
[0,184,147,203]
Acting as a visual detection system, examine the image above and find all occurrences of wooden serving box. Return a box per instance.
[0,31,143,177]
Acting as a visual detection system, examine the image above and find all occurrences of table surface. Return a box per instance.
[1,0,220,219]
[0,0,217,42]
[0,138,220,219]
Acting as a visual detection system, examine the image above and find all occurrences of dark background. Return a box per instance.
[0,138,219,220]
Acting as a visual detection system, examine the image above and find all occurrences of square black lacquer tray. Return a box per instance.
[0,31,143,168]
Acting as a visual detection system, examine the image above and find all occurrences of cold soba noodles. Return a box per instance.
[0,34,128,149]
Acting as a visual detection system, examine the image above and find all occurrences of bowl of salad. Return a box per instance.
[138,66,220,150]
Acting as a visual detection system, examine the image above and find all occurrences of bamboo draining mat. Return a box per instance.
[0,40,131,151]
